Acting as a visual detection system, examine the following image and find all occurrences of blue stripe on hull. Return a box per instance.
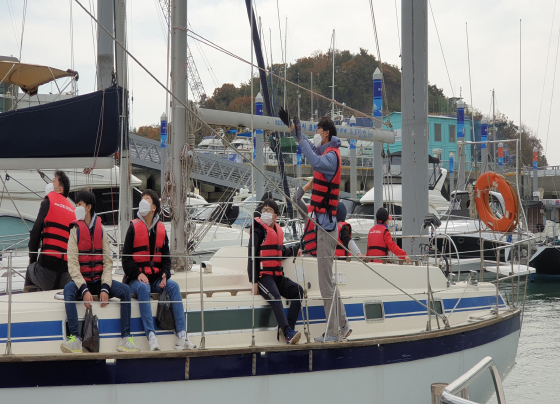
[0,313,521,388]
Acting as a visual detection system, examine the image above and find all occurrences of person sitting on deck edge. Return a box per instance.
[61,190,140,353]
[247,198,304,345]
[367,207,411,264]
[26,170,75,291]
[122,189,194,351]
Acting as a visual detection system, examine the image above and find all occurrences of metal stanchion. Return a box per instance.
[199,258,206,349]
[5,251,13,355]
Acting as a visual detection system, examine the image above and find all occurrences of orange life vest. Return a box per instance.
[310,146,341,221]
[367,224,389,263]
[255,217,284,277]
[73,216,104,282]
[42,192,75,261]
[335,221,352,257]
[301,205,317,256]
[132,218,166,275]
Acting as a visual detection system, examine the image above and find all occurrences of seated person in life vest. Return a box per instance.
[60,190,140,353]
[26,170,74,291]
[247,199,304,345]
[367,207,411,264]
[298,203,362,258]
[122,189,194,352]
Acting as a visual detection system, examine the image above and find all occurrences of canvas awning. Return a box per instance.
[0,60,78,96]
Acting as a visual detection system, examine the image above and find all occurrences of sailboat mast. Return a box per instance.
[96,0,113,90]
[283,17,287,110]
[331,29,335,119]
[170,0,188,269]
[115,0,132,245]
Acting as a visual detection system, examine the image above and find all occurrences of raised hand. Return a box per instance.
[278,107,290,127]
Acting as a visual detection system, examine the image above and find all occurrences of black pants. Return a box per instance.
[258,275,304,334]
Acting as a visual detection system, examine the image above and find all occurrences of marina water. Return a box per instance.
[488,278,560,403]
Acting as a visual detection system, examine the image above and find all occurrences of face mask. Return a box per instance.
[261,212,274,227]
[139,199,152,217]
[313,133,322,148]
[75,206,86,221]
[45,183,54,195]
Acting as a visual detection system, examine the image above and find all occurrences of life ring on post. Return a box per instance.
[474,172,519,233]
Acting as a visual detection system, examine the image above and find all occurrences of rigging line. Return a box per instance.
[428,0,454,98]
[545,13,560,155]
[393,0,401,54]
[14,0,28,110]
[88,0,98,91]
[185,29,389,127]
[0,172,30,232]
[3,174,42,198]
[6,0,20,53]
[188,21,220,88]
[537,0,557,136]
[276,0,284,66]
[369,0,392,124]
[73,0,449,321]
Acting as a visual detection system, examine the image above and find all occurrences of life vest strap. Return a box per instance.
[42,233,69,243]
[367,246,388,253]
[41,244,68,253]
[259,270,283,277]
[132,245,149,253]
[44,221,70,232]
[312,178,340,190]
[260,245,282,251]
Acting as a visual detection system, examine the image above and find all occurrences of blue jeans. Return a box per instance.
[64,280,132,339]
[129,278,186,338]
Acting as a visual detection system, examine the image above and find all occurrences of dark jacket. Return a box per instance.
[28,198,68,273]
[247,219,297,283]
[122,218,171,284]
[339,224,352,249]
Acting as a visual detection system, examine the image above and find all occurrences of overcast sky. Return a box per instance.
[1,1,558,164]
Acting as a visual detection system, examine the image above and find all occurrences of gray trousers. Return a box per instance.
[25,261,71,291]
[317,227,347,336]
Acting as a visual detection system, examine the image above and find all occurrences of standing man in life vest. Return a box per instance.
[60,190,140,353]
[247,199,303,345]
[26,170,74,291]
[367,207,411,264]
[279,108,351,343]
[122,189,194,352]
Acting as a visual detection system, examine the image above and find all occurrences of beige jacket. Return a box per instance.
[67,220,113,291]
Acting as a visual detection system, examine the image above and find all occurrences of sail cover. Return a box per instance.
[0,86,122,159]
[0,60,78,96]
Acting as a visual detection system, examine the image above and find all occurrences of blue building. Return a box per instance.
[382,112,480,171]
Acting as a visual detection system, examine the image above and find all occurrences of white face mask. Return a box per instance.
[313,133,322,148]
[45,183,54,195]
[75,206,86,221]
[139,199,152,217]
[261,212,274,227]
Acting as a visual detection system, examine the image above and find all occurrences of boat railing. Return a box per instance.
[431,356,506,404]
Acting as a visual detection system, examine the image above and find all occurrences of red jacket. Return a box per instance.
[73,216,103,282]
[310,146,341,220]
[132,218,166,275]
[367,224,407,263]
[255,217,284,277]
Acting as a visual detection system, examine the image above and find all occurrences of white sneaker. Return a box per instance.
[342,320,353,339]
[60,335,83,353]
[175,335,195,350]
[117,336,140,352]
[149,333,160,351]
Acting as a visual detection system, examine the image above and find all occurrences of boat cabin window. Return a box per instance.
[364,301,384,322]
[429,299,444,316]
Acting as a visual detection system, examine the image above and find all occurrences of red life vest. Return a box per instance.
[42,192,75,261]
[301,206,317,256]
[310,146,341,221]
[73,216,104,282]
[335,221,352,257]
[367,224,389,263]
[255,217,284,277]
[132,218,166,275]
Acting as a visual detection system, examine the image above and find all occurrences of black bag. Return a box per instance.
[82,308,100,352]
[156,289,176,330]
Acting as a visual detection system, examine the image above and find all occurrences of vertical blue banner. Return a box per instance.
[457,105,465,141]
[449,155,454,174]
[160,119,167,149]
[297,145,302,166]
[481,121,487,149]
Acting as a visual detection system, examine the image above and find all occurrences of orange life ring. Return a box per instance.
[474,172,519,233]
